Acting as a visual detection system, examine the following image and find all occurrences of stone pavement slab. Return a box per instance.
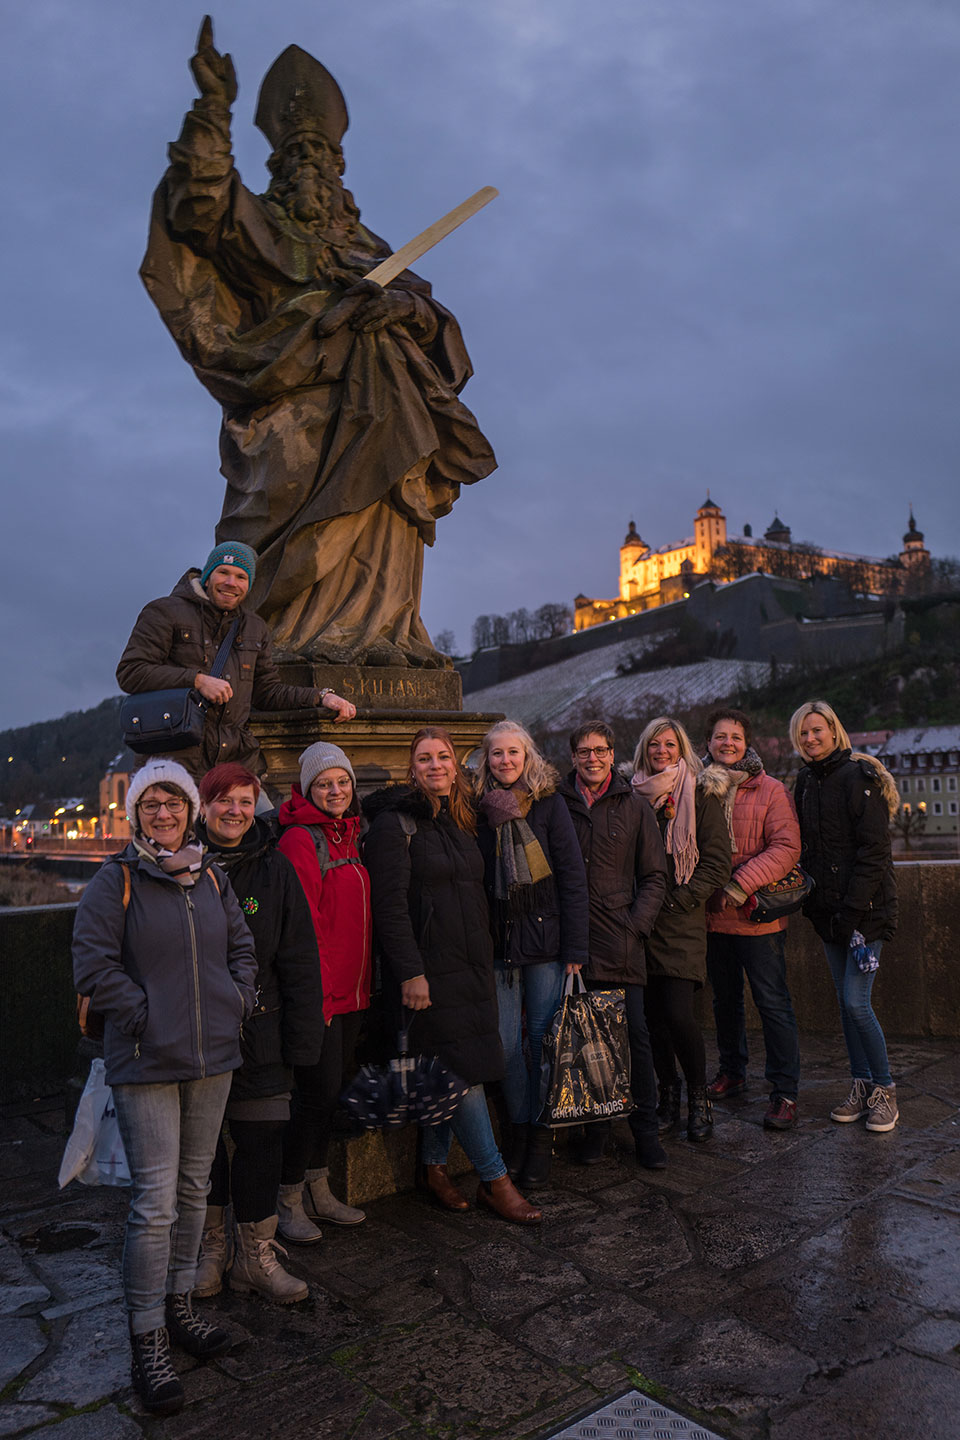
[2,1032,959,1440]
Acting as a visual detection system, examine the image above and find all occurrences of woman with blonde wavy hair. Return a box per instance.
[475,721,589,1188]
[632,717,732,1142]
[790,701,900,1132]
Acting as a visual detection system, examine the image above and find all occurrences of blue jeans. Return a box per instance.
[113,1072,233,1333]
[822,941,892,1088]
[420,1084,507,1182]
[706,932,800,1101]
[495,960,567,1126]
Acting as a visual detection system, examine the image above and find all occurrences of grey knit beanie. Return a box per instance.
[126,759,201,830]
[299,742,356,795]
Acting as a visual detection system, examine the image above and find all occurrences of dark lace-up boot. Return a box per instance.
[165,1292,231,1358]
[130,1325,184,1415]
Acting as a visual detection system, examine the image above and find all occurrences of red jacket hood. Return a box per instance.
[279,785,363,842]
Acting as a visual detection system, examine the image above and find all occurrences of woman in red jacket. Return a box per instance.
[276,742,371,1241]
[702,709,803,1131]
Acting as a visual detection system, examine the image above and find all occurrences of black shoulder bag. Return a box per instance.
[119,618,240,755]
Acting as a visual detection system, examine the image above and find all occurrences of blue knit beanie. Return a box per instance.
[201,542,257,587]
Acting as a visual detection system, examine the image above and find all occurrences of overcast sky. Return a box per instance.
[2,0,959,728]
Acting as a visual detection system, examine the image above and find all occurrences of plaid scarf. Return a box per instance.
[134,831,203,887]
[479,780,553,923]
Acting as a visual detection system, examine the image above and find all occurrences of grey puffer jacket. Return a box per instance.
[72,845,258,1086]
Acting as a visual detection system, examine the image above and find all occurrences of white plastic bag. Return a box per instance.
[58,1058,130,1188]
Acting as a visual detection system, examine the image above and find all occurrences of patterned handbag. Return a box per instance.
[749,865,814,924]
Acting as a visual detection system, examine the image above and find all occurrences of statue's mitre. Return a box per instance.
[255,45,349,150]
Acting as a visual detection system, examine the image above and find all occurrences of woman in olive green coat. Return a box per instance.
[631,717,732,1141]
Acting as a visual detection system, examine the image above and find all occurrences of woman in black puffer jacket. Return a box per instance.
[364,725,542,1224]
[791,701,900,1133]
[193,763,324,1305]
[475,720,588,1189]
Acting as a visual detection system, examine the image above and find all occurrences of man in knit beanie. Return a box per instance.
[117,542,356,780]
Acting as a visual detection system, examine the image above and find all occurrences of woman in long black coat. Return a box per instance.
[363,725,541,1223]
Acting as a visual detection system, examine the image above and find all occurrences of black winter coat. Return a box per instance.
[363,787,504,1087]
[116,570,320,777]
[477,789,589,968]
[794,748,898,944]
[198,817,325,1101]
[558,771,668,985]
[72,846,258,1086]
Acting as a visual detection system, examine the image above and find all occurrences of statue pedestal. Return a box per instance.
[250,663,504,796]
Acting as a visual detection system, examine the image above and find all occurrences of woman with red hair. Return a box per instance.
[194,763,324,1303]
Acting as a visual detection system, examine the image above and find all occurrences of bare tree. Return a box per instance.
[434,628,457,656]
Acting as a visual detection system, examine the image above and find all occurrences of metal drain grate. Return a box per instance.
[545,1388,727,1439]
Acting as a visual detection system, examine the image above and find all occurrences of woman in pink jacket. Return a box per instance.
[703,708,802,1131]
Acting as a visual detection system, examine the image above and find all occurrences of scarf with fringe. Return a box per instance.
[631,759,698,886]
[479,780,553,924]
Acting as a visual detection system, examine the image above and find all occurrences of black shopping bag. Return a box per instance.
[540,972,633,1127]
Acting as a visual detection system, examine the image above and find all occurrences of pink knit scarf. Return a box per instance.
[631,760,698,886]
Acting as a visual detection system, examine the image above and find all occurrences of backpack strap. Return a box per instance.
[77,858,134,1039]
[297,825,363,878]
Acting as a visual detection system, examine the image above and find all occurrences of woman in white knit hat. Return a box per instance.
[72,758,257,1416]
[274,742,372,1240]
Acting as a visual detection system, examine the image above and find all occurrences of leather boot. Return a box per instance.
[303,1168,365,1226]
[656,1078,683,1136]
[229,1217,308,1303]
[575,1121,610,1165]
[277,1183,323,1245]
[687,1087,713,1143]
[476,1174,542,1225]
[165,1292,231,1359]
[634,1133,668,1170]
[421,1164,470,1211]
[518,1125,553,1189]
[503,1123,531,1181]
[130,1325,184,1416]
[193,1204,229,1298]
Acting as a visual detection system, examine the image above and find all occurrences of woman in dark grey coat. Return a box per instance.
[364,726,541,1224]
[475,720,588,1188]
[631,717,732,1143]
[72,759,257,1416]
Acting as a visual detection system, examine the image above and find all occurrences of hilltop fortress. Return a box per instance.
[574,497,930,631]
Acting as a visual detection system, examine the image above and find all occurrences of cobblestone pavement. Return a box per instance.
[2,1034,960,1439]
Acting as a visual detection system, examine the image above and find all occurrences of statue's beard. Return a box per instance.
[270,166,357,238]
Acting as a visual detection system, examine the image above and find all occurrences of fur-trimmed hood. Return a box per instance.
[852,753,900,818]
[696,762,741,803]
[362,784,437,824]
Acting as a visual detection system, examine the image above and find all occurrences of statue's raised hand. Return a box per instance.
[190,16,238,106]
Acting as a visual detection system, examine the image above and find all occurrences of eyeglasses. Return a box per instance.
[575,746,612,759]
[312,778,352,792]
[138,797,186,816]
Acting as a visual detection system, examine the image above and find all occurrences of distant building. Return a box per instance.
[878,726,960,839]
[100,754,131,841]
[575,498,930,631]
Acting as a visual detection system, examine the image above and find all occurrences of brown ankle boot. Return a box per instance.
[477,1174,542,1225]
[422,1164,470,1211]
